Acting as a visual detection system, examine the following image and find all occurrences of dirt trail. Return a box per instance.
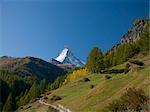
[38,98,72,112]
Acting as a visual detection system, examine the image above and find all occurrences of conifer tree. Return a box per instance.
[136,21,149,53]
[28,83,40,100]
[48,75,66,90]
[86,47,104,73]
[39,79,46,94]
[17,90,27,106]
[2,93,14,112]
[19,83,40,106]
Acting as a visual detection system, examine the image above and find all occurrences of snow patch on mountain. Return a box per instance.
[55,48,84,67]
[56,48,69,63]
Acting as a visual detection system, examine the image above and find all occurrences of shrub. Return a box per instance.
[124,63,131,74]
[48,106,59,112]
[103,69,124,74]
[105,88,149,112]
[129,60,144,66]
[50,95,62,101]
[46,91,51,95]
[124,69,130,74]
[104,75,111,80]
[90,85,95,89]
[44,96,48,100]
[126,63,131,69]
[25,105,32,109]
[83,78,90,82]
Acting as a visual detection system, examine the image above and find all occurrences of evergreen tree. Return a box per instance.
[18,83,40,106]
[16,91,24,107]
[0,79,10,111]
[86,47,104,73]
[2,93,14,112]
[136,21,149,53]
[28,83,40,100]
[39,79,46,94]
[103,42,140,68]
[48,75,66,90]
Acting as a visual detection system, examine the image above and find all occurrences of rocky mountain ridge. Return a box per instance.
[121,19,147,44]
[108,18,149,53]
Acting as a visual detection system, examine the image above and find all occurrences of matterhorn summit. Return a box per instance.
[52,47,84,67]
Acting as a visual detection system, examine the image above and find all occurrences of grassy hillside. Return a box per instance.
[49,67,149,112]
[20,55,150,112]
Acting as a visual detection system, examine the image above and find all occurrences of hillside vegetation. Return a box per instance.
[0,56,67,111]
[0,70,48,111]
[64,68,91,83]
[20,55,150,112]
[49,60,149,111]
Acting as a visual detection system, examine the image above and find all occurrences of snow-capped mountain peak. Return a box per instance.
[55,47,84,67]
[55,48,69,63]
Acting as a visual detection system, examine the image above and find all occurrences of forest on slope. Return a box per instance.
[0,57,66,111]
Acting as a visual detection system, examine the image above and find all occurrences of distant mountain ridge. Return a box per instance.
[0,56,66,83]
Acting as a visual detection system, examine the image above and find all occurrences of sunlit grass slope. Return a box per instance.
[47,66,149,112]
[21,55,150,112]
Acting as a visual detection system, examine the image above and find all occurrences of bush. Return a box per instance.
[126,63,131,69]
[129,60,144,66]
[124,69,130,74]
[26,105,32,109]
[50,95,62,101]
[90,85,95,89]
[44,96,48,100]
[124,63,131,74]
[48,106,59,112]
[83,78,90,82]
[104,75,111,80]
[105,88,149,112]
[103,69,124,74]
[46,91,51,95]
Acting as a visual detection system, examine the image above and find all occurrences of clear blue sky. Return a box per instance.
[0,0,148,62]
